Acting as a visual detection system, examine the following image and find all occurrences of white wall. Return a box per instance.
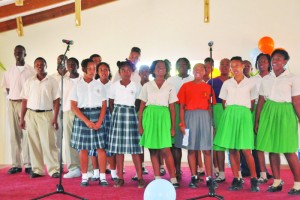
[1,0,300,164]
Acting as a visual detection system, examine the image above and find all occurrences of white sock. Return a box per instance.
[260,172,267,179]
[142,162,146,168]
[293,182,300,190]
[170,177,178,184]
[272,179,282,187]
[160,165,164,169]
[206,176,211,181]
[238,171,242,178]
[94,169,99,177]
[218,171,225,179]
[82,173,88,181]
[111,169,118,178]
[100,173,106,180]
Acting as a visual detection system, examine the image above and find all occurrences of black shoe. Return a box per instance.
[160,168,166,176]
[30,172,43,178]
[25,167,32,174]
[229,178,243,191]
[267,181,283,192]
[197,171,205,176]
[266,173,273,179]
[7,167,22,174]
[206,177,218,189]
[99,179,109,187]
[51,172,60,178]
[250,178,260,192]
[172,182,180,189]
[142,167,149,175]
[131,176,138,181]
[112,177,119,182]
[215,177,226,183]
[81,179,88,187]
[189,176,198,188]
[288,188,300,195]
[105,169,111,174]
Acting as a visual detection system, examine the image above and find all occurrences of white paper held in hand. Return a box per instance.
[182,128,189,146]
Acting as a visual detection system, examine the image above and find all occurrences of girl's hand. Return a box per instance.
[171,128,176,137]
[138,124,144,135]
[93,121,102,130]
[254,122,258,135]
[180,126,186,135]
[85,120,94,129]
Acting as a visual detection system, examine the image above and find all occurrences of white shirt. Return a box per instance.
[109,81,140,106]
[112,70,141,85]
[219,77,257,108]
[1,64,35,100]
[259,70,300,103]
[167,75,194,94]
[70,78,106,108]
[139,80,178,107]
[250,74,264,104]
[61,76,81,112]
[21,75,59,110]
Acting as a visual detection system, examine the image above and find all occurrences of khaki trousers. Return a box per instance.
[8,101,31,168]
[25,110,59,176]
[63,110,80,171]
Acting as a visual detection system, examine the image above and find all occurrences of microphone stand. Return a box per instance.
[32,43,86,200]
[187,42,223,200]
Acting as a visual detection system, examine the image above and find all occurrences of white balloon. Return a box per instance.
[144,179,176,200]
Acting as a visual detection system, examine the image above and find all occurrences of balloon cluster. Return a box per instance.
[144,179,176,200]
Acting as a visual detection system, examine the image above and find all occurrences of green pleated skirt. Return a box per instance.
[214,105,255,150]
[139,105,172,149]
[256,100,298,153]
[213,103,226,151]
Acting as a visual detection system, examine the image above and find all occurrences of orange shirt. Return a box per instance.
[177,81,216,110]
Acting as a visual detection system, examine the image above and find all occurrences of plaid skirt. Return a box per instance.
[71,107,106,150]
[89,109,115,156]
[106,104,143,154]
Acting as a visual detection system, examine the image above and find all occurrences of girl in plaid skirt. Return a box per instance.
[70,59,108,187]
[107,60,145,188]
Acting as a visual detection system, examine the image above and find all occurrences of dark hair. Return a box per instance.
[150,60,170,79]
[131,47,141,54]
[117,60,135,72]
[271,49,290,61]
[81,58,94,73]
[95,62,112,80]
[90,54,101,59]
[175,57,191,71]
[67,57,79,67]
[204,57,214,66]
[255,53,271,72]
[230,56,243,62]
[34,57,47,68]
[15,45,26,52]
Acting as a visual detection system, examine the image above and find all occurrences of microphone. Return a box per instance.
[208,41,214,47]
[62,39,74,45]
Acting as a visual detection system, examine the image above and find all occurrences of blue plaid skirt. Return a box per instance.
[89,109,115,156]
[106,104,143,154]
[71,107,106,150]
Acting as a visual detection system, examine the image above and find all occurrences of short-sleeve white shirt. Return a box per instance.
[1,64,35,100]
[250,74,264,104]
[219,77,258,108]
[70,78,106,108]
[21,75,59,110]
[61,76,81,112]
[259,70,300,103]
[167,75,194,94]
[108,81,140,106]
[139,80,178,106]
[51,71,70,84]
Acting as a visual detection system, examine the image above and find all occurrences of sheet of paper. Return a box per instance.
[182,129,189,146]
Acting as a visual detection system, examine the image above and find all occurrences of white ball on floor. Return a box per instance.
[144,179,176,200]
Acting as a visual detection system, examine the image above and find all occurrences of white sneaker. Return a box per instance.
[63,168,81,178]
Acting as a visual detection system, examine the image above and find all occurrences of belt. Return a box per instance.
[9,99,22,102]
[80,107,101,111]
[29,109,52,113]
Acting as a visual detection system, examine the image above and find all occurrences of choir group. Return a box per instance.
[2,45,300,195]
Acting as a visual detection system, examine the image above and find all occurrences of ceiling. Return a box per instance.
[0,0,115,34]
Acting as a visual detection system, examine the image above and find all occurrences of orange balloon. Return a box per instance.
[258,36,275,55]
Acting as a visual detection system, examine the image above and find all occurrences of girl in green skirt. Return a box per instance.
[255,49,300,195]
[138,60,179,188]
[213,56,259,192]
